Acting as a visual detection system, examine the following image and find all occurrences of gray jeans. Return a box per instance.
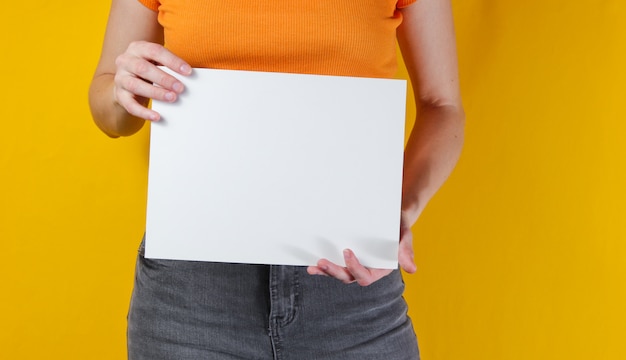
[128,239,419,359]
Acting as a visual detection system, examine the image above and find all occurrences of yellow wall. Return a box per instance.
[1,1,624,359]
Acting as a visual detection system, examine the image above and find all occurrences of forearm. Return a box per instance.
[88,73,146,138]
[401,103,465,224]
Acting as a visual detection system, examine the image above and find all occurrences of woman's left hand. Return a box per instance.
[306,218,417,286]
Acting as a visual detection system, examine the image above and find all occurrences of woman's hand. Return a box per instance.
[113,41,192,121]
[89,0,194,137]
[306,216,417,286]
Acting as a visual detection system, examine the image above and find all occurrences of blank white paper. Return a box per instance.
[146,68,406,268]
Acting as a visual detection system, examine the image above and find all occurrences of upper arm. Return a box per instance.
[93,0,163,78]
[397,0,462,108]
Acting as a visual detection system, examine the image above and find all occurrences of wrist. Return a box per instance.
[400,195,423,227]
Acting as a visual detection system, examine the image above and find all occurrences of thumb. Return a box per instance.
[398,227,417,273]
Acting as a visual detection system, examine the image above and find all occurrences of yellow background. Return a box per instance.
[1,1,624,359]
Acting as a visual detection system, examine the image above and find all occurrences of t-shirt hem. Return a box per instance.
[397,0,418,9]
[137,0,159,11]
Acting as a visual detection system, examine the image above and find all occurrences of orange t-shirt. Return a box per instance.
[137,0,416,78]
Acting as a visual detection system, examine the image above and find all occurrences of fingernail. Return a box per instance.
[320,265,328,271]
[149,113,159,121]
[180,64,191,74]
[164,92,175,101]
[343,249,351,259]
[172,82,183,92]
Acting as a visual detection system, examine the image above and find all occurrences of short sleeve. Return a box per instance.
[137,0,159,11]
[397,0,417,8]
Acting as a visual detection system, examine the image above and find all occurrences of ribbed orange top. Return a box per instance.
[137,0,416,78]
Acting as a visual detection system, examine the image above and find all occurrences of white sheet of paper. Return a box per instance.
[146,68,406,268]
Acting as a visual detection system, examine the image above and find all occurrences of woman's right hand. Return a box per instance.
[113,41,192,121]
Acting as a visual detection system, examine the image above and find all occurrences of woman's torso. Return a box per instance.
[138,0,415,78]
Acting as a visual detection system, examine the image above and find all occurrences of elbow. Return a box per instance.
[418,97,466,132]
[88,82,144,138]
[415,97,466,155]
[417,95,464,117]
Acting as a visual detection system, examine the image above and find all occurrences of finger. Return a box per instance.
[116,73,178,103]
[342,249,376,286]
[114,89,160,121]
[316,259,355,284]
[345,249,394,286]
[306,266,329,276]
[116,55,186,94]
[398,228,417,273]
[127,41,192,77]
